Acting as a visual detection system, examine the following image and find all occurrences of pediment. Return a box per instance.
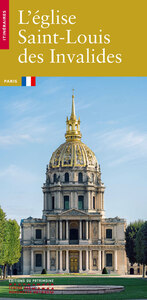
[60,208,88,216]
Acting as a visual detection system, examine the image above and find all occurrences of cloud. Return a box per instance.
[93,128,147,166]
[0,164,39,182]
[77,102,93,110]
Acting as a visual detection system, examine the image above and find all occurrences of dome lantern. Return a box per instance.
[49,93,98,169]
[65,91,82,142]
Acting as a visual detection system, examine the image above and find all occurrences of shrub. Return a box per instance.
[102,267,108,274]
[41,268,47,274]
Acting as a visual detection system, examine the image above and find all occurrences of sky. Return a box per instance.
[0,77,147,225]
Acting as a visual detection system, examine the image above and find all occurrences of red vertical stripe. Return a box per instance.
[31,77,36,86]
[0,0,9,49]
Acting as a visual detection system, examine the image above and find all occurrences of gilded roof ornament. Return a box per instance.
[49,92,98,169]
[65,92,82,142]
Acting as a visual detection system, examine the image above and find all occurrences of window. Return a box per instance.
[65,172,69,183]
[36,254,42,267]
[106,229,112,239]
[93,258,97,266]
[52,196,55,209]
[36,229,41,239]
[106,253,112,267]
[93,196,95,209]
[64,196,69,210]
[78,172,83,183]
[78,195,84,209]
[53,173,57,183]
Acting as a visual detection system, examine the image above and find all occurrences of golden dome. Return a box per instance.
[50,141,98,168]
[49,92,98,169]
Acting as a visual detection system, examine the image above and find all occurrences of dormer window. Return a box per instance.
[65,172,69,183]
[78,172,83,183]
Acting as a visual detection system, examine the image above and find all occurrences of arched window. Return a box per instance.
[65,172,69,183]
[53,173,57,183]
[78,172,83,183]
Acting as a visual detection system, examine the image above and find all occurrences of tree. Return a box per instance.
[0,207,6,252]
[0,208,8,278]
[0,207,21,279]
[125,220,144,264]
[136,221,147,278]
[7,219,21,275]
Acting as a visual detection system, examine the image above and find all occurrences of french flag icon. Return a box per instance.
[22,76,36,86]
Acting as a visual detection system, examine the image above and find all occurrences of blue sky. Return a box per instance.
[0,77,147,225]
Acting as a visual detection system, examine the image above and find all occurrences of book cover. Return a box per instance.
[0,0,147,298]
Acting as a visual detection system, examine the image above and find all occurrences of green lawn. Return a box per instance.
[0,277,147,299]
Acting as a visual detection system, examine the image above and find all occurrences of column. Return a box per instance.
[102,192,104,210]
[88,192,91,209]
[114,250,117,271]
[89,221,91,240]
[98,221,101,240]
[43,226,46,241]
[79,221,82,240]
[71,192,74,208]
[101,193,103,210]
[79,250,82,272]
[56,250,58,271]
[43,192,45,211]
[90,192,93,209]
[66,221,69,240]
[44,193,47,210]
[47,222,50,240]
[56,221,58,240]
[60,221,62,240]
[66,250,69,272]
[98,250,101,270]
[43,250,45,269]
[60,250,62,272]
[31,249,34,272]
[31,226,34,240]
[47,250,50,272]
[56,191,60,209]
[86,221,89,240]
[86,250,89,271]
[89,250,92,270]
[75,192,78,209]
[102,250,105,269]
[114,225,117,241]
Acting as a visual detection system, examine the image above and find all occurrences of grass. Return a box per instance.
[0,277,147,299]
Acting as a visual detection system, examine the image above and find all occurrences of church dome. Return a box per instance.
[49,93,98,169]
[49,141,98,168]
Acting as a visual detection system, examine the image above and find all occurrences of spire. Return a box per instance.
[71,89,76,120]
[65,91,82,142]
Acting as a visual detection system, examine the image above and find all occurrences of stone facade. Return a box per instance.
[21,95,127,275]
